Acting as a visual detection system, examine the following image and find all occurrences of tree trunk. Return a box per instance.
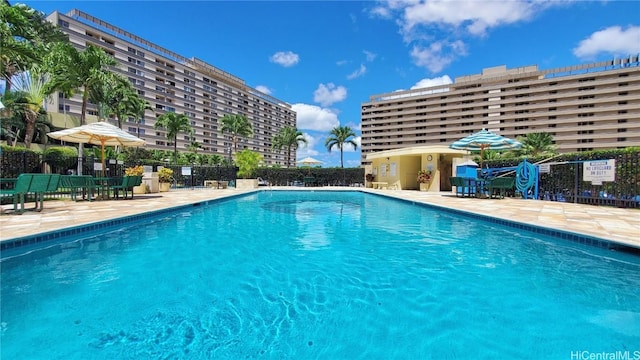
[23,111,36,149]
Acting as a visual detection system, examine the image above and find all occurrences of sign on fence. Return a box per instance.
[583,159,615,185]
[539,163,550,173]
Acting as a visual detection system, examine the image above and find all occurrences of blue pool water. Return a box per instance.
[1,191,639,359]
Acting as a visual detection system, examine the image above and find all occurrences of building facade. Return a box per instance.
[45,9,297,166]
[361,58,640,165]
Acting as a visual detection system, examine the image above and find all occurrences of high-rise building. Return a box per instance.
[45,9,297,166]
[361,58,640,165]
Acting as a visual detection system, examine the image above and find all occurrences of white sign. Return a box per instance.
[181,167,191,176]
[539,164,550,173]
[583,159,615,185]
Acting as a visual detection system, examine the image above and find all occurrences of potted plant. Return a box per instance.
[417,169,432,191]
[158,167,174,192]
[235,149,263,190]
[125,165,146,194]
[124,165,144,177]
[365,173,375,188]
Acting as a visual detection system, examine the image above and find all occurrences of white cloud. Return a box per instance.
[295,133,321,158]
[269,51,300,67]
[573,25,640,59]
[343,136,361,153]
[336,60,349,66]
[313,83,347,107]
[369,5,392,19]
[363,50,377,62]
[411,75,453,89]
[410,41,466,73]
[291,103,340,132]
[347,64,367,80]
[373,0,562,72]
[398,1,536,38]
[254,85,272,95]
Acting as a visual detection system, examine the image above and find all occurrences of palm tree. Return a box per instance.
[272,126,307,167]
[187,139,203,154]
[325,125,358,168]
[219,114,253,156]
[44,43,119,173]
[154,112,193,164]
[1,2,66,95]
[9,66,50,148]
[44,43,118,126]
[517,132,557,157]
[129,95,151,138]
[93,73,141,128]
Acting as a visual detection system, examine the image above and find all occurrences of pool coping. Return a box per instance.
[362,191,640,255]
[0,192,247,258]
[1,189,638,258]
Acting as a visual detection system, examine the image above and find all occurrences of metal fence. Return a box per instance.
[486,150,639,209]
[2,149,638,208]
[537,152,639,208]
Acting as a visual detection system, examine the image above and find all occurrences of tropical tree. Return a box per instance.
[44,43,118,126]
[516,132,558,157]
[235,149,263,179]
[9,66,50,148]
[154,112,193,164]
[1,2,67,95]
[129,95,151,138]
[93,73,141,128]
[44,43,119,173]
[187,139,203,154]
[219,114,253,155]
[0,90,24,144]
[325,125,358,168]
[272,126,307,167]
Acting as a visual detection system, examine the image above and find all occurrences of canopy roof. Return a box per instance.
[366,145,467,160]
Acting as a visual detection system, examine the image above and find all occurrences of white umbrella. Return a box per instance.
[296,157,323,166]
[297,157,322,175]
[48,122,145,174]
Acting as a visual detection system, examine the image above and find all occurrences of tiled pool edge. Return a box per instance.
[2,189,638,258]
[365,191,640,254]
[0,192,248,257]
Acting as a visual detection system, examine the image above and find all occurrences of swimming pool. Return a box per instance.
[1,191,639,359]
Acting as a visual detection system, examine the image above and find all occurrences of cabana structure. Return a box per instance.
[365,145,469,191]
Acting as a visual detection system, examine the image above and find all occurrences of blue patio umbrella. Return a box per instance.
[449,128,522,168]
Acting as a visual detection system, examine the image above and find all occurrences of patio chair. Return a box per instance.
[487,177,515,199]
[0,174,34,212]
[111,175,142,200]
[31,174,61,211]
[449,177,467,197]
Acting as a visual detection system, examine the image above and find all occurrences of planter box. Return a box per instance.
[419,182,430,192]
[133,184,147,194]
[235,179,258,190]
[159,182,171,192]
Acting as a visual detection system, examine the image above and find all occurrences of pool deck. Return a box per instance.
[1,187,639,250]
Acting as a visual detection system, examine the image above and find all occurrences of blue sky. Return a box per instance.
[19,0,640,167]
